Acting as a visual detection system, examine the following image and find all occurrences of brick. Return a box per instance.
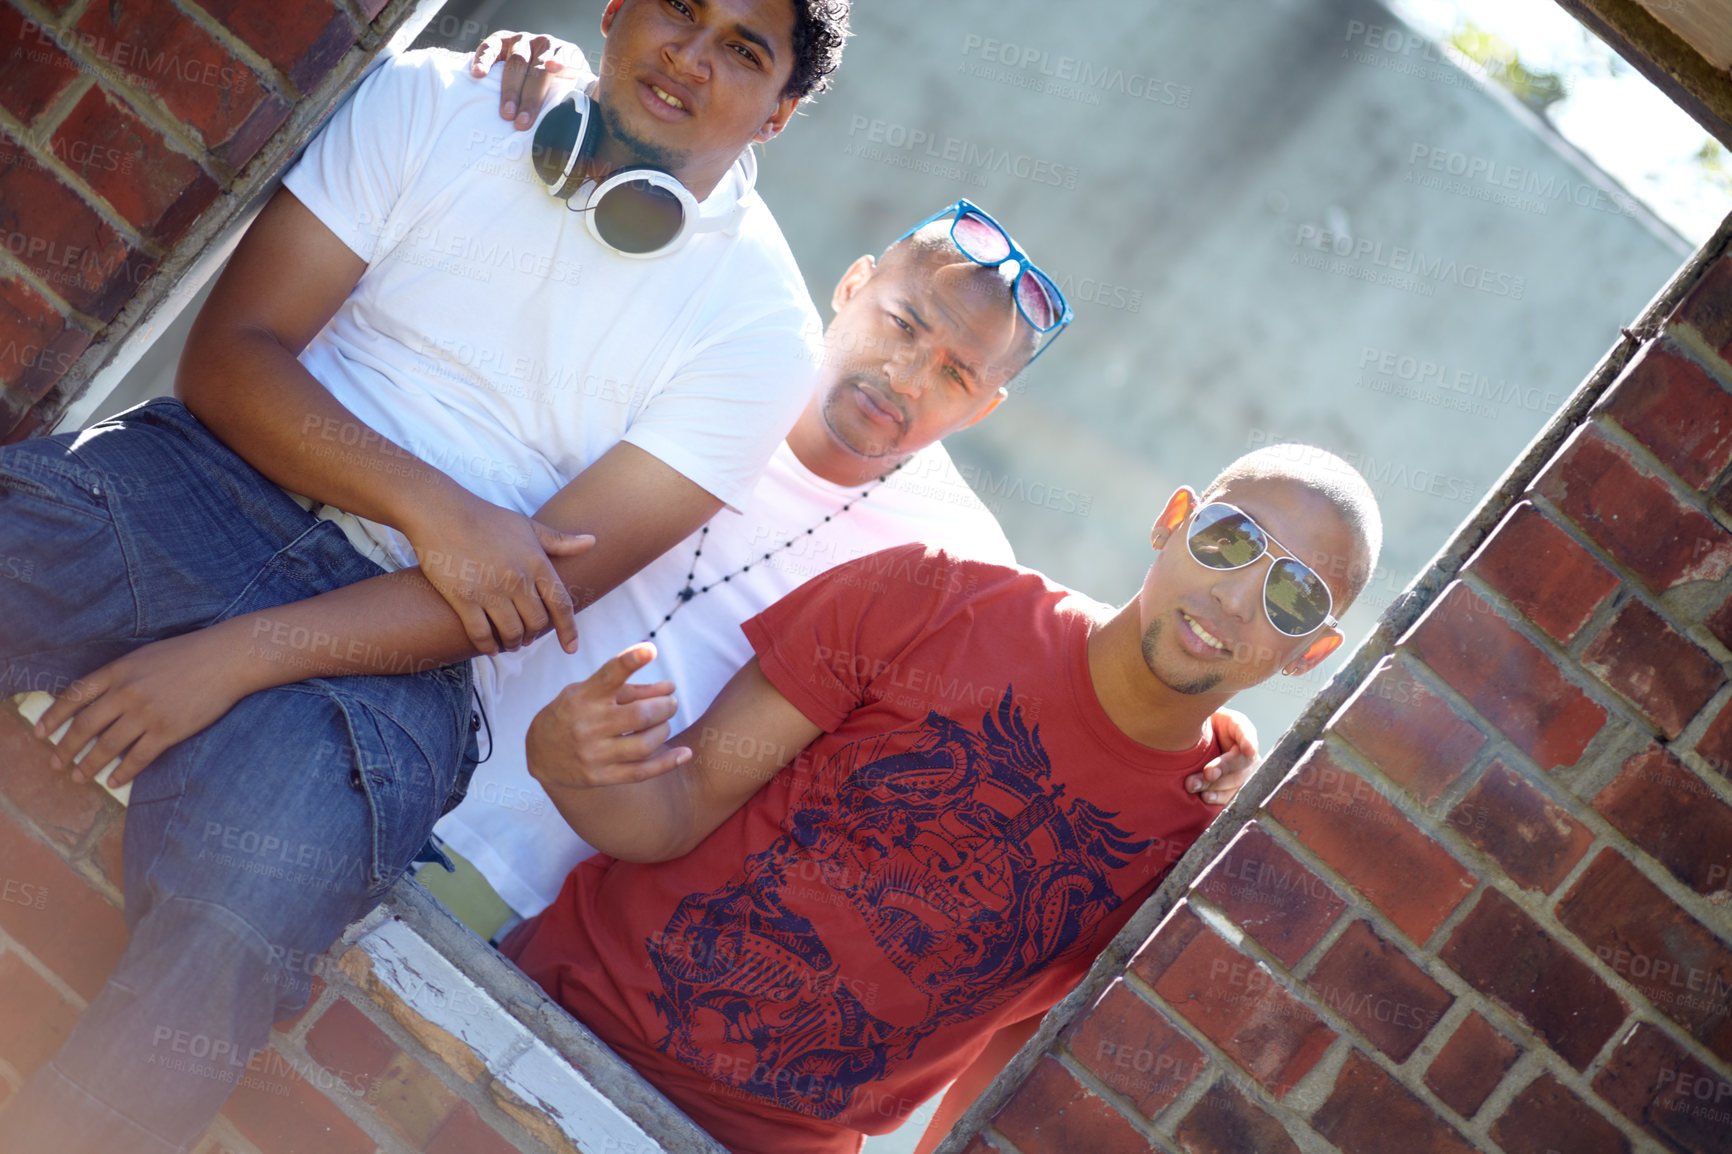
[1449,762,1594,893]
[1264,746,1477,943]
[1064,978,1207,1117]
[1602,344,1732,489]
[0,702,108,849]
[71,0,289,169]
[0,952,81,1077]
[50,87,219,244]
[1581,600,1725,739]
[1173,1080,1299,1154]
[1491,1071,1631,1154]
[196,0,356,93]
[1305,921,1453,1062]
[1535,422,1732,593]
[365,1051,461,1147]
[1593,745,1732,898]
[1405,583,1607,769]
[0,274,91,401]
[1129,901,1210,984]
[426,1100,521,1154]
[1556,849,1732,1061]
[1692,702,1732,782]
[1710,592,1732,652]
[1669,253,1732,365]
[1438,887,1626,1070]
[1592,1021,1729,1154]
[0,807,127,1001]
[304,998,398,1086]
[991,1055,1153,1154]
[1334,658,1486,805]
[0,137,157,322]
[221,1052,375,1154]
[1194,820,1344,967]
[1467,502,1620,644]
[1135,917,1335,1097]
[0,9,84,125]
[1310,1049,1478,1154]
[1422,1011,1520,1120]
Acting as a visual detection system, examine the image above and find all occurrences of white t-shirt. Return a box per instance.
[281,48,822,695]
[435,439,1015,916]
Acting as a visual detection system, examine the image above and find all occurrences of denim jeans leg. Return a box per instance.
[0,401,477,1153]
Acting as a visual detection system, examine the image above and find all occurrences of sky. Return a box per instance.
[1389,0,1730,244]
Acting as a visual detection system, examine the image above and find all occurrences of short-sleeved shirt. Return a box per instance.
[279,47,820,576]
[437,438,1016,917]
[505,544,1220,1152]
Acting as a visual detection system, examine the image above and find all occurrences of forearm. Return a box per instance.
[222,569,479,685]
[178,324,465,530]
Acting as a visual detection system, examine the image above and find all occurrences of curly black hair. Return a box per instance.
[784,0,851,100]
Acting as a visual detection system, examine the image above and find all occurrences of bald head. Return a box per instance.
[1203,444,1383,606]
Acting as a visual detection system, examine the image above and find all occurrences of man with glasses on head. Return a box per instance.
[505,444,1382,1154]
[420,198,1261,940]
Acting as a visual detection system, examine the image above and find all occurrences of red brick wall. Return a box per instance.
[0,0,385,441]
[952,236,1732,1152]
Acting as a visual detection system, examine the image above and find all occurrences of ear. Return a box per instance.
[754,93,801,143]
[600,0,626,35]
[1285,629,1343,674]
[959,388,1008,429]
[1150,487,1198,550]
[831,254,876,313]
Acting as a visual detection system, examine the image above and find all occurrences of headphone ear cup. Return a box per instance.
[531,93,591,200]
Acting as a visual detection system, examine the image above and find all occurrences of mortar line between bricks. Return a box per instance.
[1050,1049,1182,1152]
[0,784,124,913]
[1189,871,1492,1089]
[1590,405,1732,539]
[1513,483,1732,675]
[0,103,166,264]
[1670,679,1732,781]
[168,0,311,102]
[1663,322,1732,437]
[1315,694,1691,944]
[0,243,105,334]
[1285,785,1732,1086]
[5,0,246,187]
[1118,968,1335,1144]
[13,69,95,142]
[0,922,91,1008]
[1447,570,1672,748]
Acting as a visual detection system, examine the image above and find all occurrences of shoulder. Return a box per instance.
[884,443,1016,563]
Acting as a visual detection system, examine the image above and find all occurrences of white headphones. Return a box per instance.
[530,90,753,258]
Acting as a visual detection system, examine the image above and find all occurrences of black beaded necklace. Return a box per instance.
[645,460,907,641]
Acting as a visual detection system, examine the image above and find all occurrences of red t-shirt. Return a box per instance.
[506,545,1219,1153]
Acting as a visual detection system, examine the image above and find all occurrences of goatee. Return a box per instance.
[1141,618,1223,696]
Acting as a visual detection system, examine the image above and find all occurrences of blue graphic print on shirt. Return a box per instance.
[644,689,1156,1119]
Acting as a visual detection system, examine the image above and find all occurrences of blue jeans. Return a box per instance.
[0,400,477,1154]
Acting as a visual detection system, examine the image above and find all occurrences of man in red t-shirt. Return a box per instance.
[505,445,1381,1153]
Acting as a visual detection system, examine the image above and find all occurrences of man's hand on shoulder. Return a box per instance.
[470,30,588,130]
[1188,706,1260,807]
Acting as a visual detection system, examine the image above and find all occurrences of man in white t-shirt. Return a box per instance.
[0,3,851,1151]
[431,200,1260,929]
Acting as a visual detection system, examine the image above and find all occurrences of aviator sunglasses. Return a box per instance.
[1185,502,1339,637]
[894,200,1074,366]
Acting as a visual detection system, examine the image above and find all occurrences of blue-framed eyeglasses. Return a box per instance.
[895,199,1074,367]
